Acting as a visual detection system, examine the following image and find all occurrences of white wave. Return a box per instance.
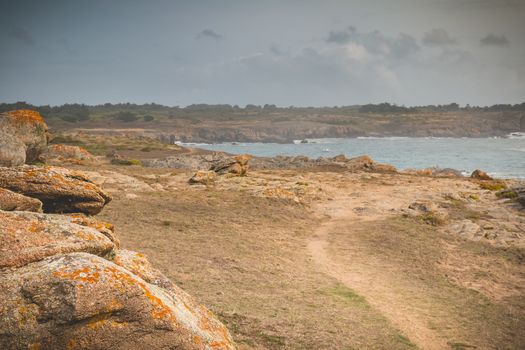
[506,132,525,139]
[356,136,410,140]
[175,142,213,146]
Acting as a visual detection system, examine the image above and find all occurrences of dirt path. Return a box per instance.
[307,185,450,350]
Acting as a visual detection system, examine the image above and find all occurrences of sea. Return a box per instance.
[178,133,525,179]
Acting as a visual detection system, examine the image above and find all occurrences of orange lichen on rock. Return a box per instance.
[28,220,46,234]
[0,165,112,215]
[0,211,116,268]
[28,343,42,350]
[100,264,176,322]
[4,109,45,124]
[53,266,101,284]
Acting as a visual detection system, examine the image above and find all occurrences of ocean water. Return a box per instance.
[180,135,525,179]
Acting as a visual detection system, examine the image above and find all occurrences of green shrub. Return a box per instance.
[478,181,507,191]
[496,189,518,199]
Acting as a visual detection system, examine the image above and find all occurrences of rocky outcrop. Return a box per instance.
[42,144,94,162]
[189,170,217,185]
[509,186,525,209]
[249,154,397,173]
[0,109,49,163]
[0,211,116,268]
[471,169,493,180]
[402,167,463,178]
[0,166,111,215]
[0,252,234,350]
[0,130,26,166]
[210,154,251,176]
[0,188,43,212]
[0,163,235,349]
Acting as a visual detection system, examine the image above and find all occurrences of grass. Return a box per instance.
[256,332,286,346]
[325,285,370,308]
[86,164,524,349]
[393,335,417,348]
[326,214,525,350]
[418,212,446,226]
[110,158,142,166]
[97,172,419,349]
[447,341,478,349]
[50,133,181,157]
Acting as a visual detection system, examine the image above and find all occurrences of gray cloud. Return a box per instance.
[480,33,509,47]
[326,26,356,44]
[325,26,419,60]
[8,27,35,46]
[197,29,222,40]
[269,44,284,56]
[422,28,457,46]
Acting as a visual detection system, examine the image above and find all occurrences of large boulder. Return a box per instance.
[189,170,217,185]
[210,154,251,176]
[42,144,94,163]
[0,252,235,350]
[0,188,42,212]
[0,166,111,215]
[0,130,26,166]
[343,155,397,173]
[0,109,49,163]
[471,169,493,180]
[0,211,117,268]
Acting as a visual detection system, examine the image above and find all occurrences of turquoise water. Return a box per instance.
[182,136,525,179]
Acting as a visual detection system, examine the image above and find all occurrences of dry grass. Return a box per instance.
[98,188,416,349]
[326,215,525,349]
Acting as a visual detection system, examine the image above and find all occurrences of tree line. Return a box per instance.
[0,101,523,123]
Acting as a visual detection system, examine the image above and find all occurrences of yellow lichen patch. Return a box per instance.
[193,335,203,345]
[87,318,128,330]
[107,298,123,311]
[53,266,101,284]
[28,343,42,350]
[66,338,76,350]
[17,304,37,326]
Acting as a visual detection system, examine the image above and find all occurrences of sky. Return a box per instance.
[0,0,524,107]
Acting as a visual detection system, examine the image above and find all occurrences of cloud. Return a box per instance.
[269,44,284,55]
[196,29,222,40]
[8,27,35,46]
[326,26,356,44]
[480,34,510,47]
[422,29,457,46]
[325,26,419,60]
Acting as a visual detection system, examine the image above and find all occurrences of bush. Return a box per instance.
[110,158,142,166]
[496,189,518,199]
[143,115,154,122]
[418,212,446,226]
[113,111,138,122]
[478,181,507,191]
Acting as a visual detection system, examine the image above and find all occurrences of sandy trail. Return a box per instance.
[307,182,450,350]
